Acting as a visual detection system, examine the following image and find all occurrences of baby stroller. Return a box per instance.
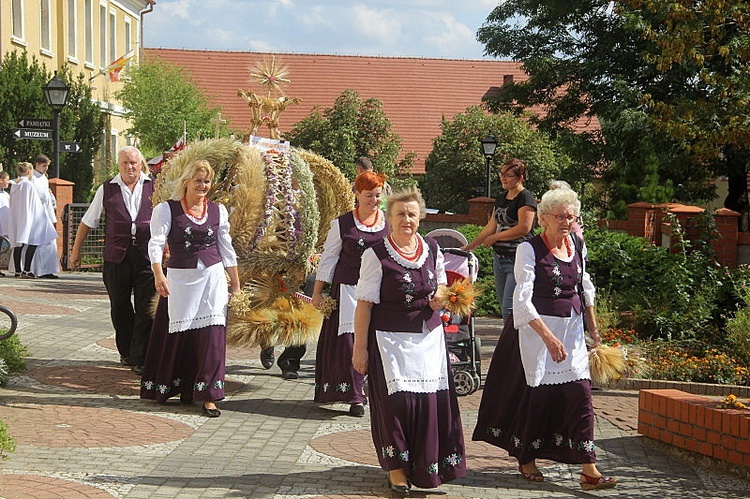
[426,229,481,396]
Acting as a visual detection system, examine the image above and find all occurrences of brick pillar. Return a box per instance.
[468,197,495,226]
[713,208,740,268]
[49,178,74,260]
[626,202,658,243]
[662,203,706,253]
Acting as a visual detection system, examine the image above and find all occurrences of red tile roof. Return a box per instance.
[143,49,597,174]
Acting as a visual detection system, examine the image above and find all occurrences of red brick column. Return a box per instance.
[713,208,740,268]
[468,197,495,226]
[626,202,659,244]
[49,178,74,260]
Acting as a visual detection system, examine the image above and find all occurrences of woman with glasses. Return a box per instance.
[473,185,617,491]
[462,158,536,319]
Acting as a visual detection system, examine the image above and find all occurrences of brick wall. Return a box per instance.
[428,199,750,268]
[638,389,750,467]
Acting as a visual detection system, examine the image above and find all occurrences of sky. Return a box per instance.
[143,1,501,60]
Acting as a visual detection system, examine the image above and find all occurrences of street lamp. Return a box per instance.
[43,71,70,179]
[480,134,498,197]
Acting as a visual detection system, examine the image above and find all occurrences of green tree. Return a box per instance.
[419,106,568,213]
[285,89,414,181]
[116,58,220,157]
[0,51,53,170]
[58,68,105,202]
[476,1,716,218]
[618,0,750,228]
[0,51,104,201]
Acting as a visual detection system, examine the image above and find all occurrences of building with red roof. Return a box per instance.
[144,48,577,175]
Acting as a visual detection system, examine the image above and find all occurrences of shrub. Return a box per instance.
[644,342,750,385]
[0,334,29,376]
[0,420,14,459]
[584,221,721,341]
[724,271,750,365]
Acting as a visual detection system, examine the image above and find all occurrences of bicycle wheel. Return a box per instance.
[0,305,18,341]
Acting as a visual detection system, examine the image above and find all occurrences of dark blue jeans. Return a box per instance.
[493,253,516,318]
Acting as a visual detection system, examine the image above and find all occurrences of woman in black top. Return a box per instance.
[462,158,537,319]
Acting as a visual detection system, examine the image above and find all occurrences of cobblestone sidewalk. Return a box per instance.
[1,272,748,498]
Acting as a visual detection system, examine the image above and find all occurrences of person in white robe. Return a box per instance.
[7,162,57,278]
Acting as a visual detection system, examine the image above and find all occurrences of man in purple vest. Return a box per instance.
[70,146,156,375]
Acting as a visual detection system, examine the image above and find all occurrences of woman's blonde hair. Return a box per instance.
[386,185,427,220]
[16,161,33,177]
[170,159,215,200]
[537,182,581,218]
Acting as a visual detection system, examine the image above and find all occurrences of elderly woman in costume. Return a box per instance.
[353,187,466,495]
[313,171,388,417]
[472,185,617,491]
[140,160,241,418]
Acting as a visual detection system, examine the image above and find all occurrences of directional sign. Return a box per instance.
[60,141,82,153]
[13,128,53,140]
[18,118,52,129]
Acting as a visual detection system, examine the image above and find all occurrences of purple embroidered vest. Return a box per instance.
[103,179,154,263]
[332,211,388,286]
[165,200,222,269]
[370,237,441,332]
[528,235,583,317]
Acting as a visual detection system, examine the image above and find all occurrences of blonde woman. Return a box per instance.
[140,160,241,418]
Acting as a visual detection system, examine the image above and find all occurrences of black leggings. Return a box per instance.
[13,244,37,273]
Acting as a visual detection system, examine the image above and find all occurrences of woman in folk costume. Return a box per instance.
[353,187,465,495]
[313,171,388,417]
[140,159,241,418]
[7,162,57,278]
[472,185,617,491]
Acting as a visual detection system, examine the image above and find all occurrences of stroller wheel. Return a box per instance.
[472,372,481,391]
[453,370,476,396]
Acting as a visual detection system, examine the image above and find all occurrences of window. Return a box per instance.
[12,0,24,40]
[40,0,51,51]
[85,0,93,64]
[68,0,77,59]
[109,10,116,64]
[124,18,132,55]
[99,4,107,67]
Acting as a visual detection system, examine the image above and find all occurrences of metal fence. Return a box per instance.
[62,203,104,270]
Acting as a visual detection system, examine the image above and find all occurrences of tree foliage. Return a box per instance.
[476,1,724,218]
[619,0,750,227]
[419,107,568,213]
[285,89,415,181]
[116,58,220,157]
[58,68,105,202]
[0,50,104,201]
[0,51,54,171]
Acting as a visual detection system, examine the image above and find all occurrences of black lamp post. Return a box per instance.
[480,134,498,197]
[42,71,70,179]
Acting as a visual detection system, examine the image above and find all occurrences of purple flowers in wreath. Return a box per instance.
[249,149,301,258]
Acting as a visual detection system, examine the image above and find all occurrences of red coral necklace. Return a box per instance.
[182,197,207,220]
[542,233,572,257]
[389,234,422,261]
[355,206,379,228]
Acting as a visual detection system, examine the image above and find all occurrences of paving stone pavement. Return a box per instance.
[1,272,749,498]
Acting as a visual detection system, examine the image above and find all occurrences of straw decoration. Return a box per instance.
[153,138,352,348]
[588,344,628,385]
[437,278,477,317]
